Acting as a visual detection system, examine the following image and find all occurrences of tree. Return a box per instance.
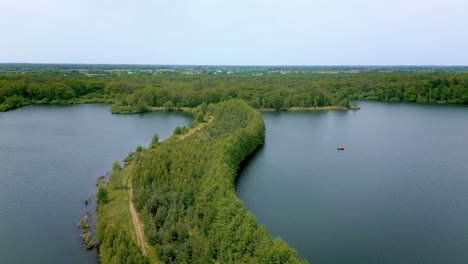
[96,184,109,206]
[164,101,175,111]
[174,126,182,135]
[112,160,122,171]
[270,94,283,111]
[151,133,159,145]
[196,102,208,114]
[195,112,205,123]
[0,95,28,111]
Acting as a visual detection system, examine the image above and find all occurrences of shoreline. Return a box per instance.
[148,105,361,113]
[1,100,360,113]
[258,105,360,112]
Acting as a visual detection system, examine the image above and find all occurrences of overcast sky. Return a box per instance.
[0,0,467,65]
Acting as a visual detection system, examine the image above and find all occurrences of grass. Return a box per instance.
[96,163,160,263]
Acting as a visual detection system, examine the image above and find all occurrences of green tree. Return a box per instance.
[151,133,159,145]
[96,184,109,206]
[164,101,175,111]
[112,160,121,171]
[196,102,208,114]
[195,112,205,123]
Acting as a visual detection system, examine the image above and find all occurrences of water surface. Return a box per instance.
[0,104,191,264]
[237,101,468,264]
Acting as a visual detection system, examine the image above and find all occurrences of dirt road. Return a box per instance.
[129,190,147,256]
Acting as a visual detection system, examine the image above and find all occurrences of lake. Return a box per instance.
[0,104,192,264]
[237,101,468,264]
[1,102,467,264]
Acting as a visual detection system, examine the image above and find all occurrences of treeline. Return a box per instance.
[1,71,467,112]
[0,73,109,111]
[97,100,307,263]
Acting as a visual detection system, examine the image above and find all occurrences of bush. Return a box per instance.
[164,101,175,111]
[151,133,159,145]
[173,126,182,135]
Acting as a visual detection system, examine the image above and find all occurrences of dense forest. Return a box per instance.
[0,71,467,113]
[96,100,306,263]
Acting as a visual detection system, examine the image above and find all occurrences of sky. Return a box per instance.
[0,0,467,65]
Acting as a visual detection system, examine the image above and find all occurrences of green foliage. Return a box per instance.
[112,160,122,171]
[173,126,182,135]
[1,71,467,112]
[96,182,109,207]
[124,151,136,163]
[136,145,144,152]
[110,102,149,114]
[164,101,175,111]
[340,98,350,108]
[95,160,150,264]
[196,102,208,114]
[121,100,306,263]
[195,112,205,123]
[96,100,306,263]
[136,104,149,113]
[0,95,29,111]
[150,133,159,146]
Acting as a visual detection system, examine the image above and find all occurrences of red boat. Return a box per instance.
[337,146,345,150]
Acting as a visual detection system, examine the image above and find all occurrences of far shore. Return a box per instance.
[147,105,361,114]
[0,100,360,114]
[259,105,360,112]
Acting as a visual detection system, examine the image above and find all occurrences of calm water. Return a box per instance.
[0,104,191,264]
[237,101,468,264]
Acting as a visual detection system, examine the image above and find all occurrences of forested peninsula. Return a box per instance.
[96,100,306,263]
[1,71,467,113]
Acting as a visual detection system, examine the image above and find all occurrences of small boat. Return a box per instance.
[337,146,345,150]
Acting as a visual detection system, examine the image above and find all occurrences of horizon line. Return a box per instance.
[1,62,467,67]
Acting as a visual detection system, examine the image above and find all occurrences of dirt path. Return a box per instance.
[128,187,147,255]
[180,116,213,140]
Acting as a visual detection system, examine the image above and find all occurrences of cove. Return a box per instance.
[0,104,192,264]
[237,101,468,264]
